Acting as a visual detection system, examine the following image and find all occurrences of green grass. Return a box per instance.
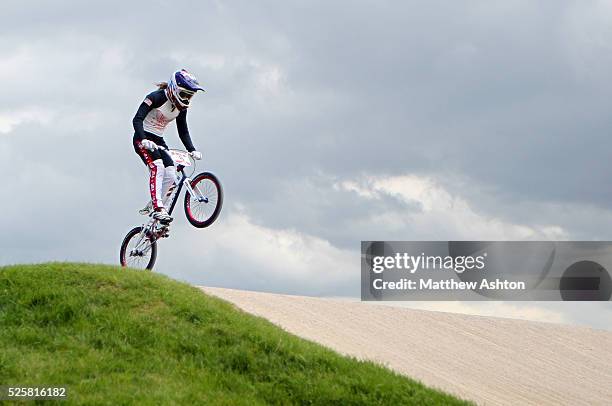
[0,263,470,405]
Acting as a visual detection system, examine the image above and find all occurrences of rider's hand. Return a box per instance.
[190,151,202,160]
[141,139,158,151]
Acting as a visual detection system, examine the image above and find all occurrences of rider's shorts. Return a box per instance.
[133,133,174,168]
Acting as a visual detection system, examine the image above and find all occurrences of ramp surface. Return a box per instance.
[200,287,612,405]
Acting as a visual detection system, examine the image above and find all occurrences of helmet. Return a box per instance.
[166,69,205,110]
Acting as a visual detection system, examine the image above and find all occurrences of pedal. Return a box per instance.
[154,224,171,238]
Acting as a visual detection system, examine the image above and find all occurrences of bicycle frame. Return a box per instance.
[130,166,204,255]
[166,167,200,215]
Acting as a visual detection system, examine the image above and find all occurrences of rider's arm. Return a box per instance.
[176,110,196,152]
[132,90,166,141]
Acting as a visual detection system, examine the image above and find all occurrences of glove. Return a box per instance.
[141,139,158,151]
[190,151,202,160]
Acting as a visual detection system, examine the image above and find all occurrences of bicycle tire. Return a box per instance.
[184,172,223,228]
[119,226,157,270]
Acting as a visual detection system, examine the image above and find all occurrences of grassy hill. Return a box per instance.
[0,263,470,405]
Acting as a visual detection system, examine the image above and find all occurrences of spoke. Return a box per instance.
[193,184,206,200]
[188,178,220,222]
[125,232,153,269]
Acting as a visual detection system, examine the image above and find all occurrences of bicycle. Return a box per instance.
[119,149,223,270]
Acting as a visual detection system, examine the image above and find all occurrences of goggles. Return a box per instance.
[178,89,195,102]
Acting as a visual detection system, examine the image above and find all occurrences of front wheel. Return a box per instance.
[184,172,223,228]
[120,226,157,270]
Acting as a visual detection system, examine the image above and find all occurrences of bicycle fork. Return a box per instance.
[130,218,156,256]
[134,173,208,251]
[165,171,208,215]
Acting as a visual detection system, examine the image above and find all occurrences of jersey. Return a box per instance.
[132,89,195,152]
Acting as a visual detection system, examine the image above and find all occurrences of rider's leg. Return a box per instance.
[148,159,165,210]
[149,163,172,223]
[159,149,176,206]
[133,139,165,211]
[162,165,176,205]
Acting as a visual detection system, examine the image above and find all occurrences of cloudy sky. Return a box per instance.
[1,0,611,330]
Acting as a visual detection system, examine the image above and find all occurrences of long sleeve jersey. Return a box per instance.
[132,89,195,152]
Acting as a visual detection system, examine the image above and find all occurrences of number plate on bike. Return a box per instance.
[168,150,192,167]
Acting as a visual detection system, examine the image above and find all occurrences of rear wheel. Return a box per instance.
[120,226,157,270]
[184,172,223,228]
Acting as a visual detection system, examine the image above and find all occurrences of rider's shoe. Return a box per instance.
[152,208,173,224]
[139,201,153,216]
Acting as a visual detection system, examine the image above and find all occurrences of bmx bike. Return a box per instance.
[119,149,223,270]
